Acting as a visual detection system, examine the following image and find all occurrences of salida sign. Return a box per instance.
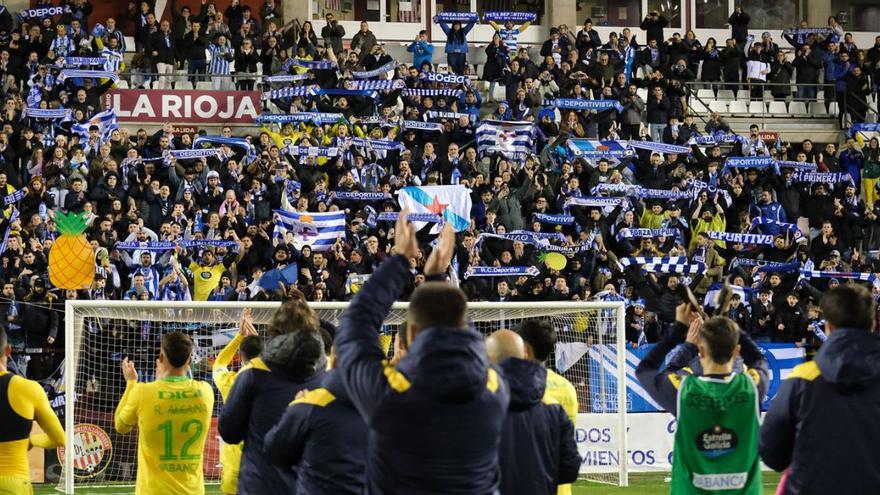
[103,89,260,124]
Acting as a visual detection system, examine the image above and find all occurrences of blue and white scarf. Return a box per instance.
[256,112,342,124]
[775,160,817,171]
[288,59,337,70]
[285,145,339,157]
[116,240,238,251]
[348,137,405,151]
[550,99,624,112]
[351,61,398,79]
[403,120,444,131]
[707,231,774,245]
[436,12,479,22]
[693,134,745,146]
[627,140,690,155]
[534,212,574,225]
[17,5,70,20]
[262,74,311,82]
[193,136,256,163]
[377,212,443,223]
[312,88,377,98]
[57,69,119,83]
[464,265,539,278]
[424,110,476,121]
[793,171,852,183]
[799,269,878,285]
[782,27,833,36]
[346,78,404,91]
[420,71,469,85]
[62,57,106,67]
[262,86,318,100]
[331,190,390,201]
[23,108,71,119]
[168,148,221,160]
[848,123,880,137]
[751,217,804,241]
[616,228,678,241]
[3,189,26,205]
[724,156,776,168]
[619,256,706,274]
[483,12,536,22]
[810,320,828,342]
[402,88,465,98]
[565,196,625,209]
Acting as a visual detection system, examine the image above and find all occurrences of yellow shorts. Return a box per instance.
[557,483,572,495]
[220,441,242,494]
[0,476,32,495]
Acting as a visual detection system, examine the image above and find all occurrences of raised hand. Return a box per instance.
[393,208,419,260]
[122,358,138,382]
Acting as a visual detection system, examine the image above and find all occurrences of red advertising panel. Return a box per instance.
[104,89,261,124]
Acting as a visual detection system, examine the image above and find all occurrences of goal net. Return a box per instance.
[61,300,628,492]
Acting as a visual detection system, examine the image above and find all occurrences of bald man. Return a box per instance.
[487,330,581,495]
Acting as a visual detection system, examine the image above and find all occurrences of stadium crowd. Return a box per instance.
[0,0,877,383]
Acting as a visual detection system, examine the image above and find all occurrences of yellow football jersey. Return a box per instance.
[114,376,214,495]
[545,369,579,495]
[212,334,246,495]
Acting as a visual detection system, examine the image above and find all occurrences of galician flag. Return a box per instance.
[397,185,472,233]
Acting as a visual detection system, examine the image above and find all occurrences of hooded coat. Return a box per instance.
[760,329,880,494]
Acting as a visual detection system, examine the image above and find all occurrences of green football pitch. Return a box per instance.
[34,472,783,494]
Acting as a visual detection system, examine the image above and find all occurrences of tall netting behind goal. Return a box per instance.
[62,300,627,493]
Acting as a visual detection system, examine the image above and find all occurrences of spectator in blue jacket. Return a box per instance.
[487,329,581,495]
[218,298,326,495]
[760,285,880,495]
[436,15,476,75]
[334,219,510,494]
[407,30,434,71]
[750,190,788,230]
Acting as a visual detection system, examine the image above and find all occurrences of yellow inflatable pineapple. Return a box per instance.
[49,211,95,289]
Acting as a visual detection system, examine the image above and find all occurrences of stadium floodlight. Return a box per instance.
[62,300,628,492]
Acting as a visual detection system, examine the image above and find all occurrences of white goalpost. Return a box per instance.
[62,300,628,492]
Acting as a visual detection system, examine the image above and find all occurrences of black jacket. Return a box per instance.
[218,334,326,495]
[760,329,880,495]
[497,359,580,495]
[149,31,175,64]
[640,15,668,44]
[728,11,751,43]
[265,370,367,495]
[335,255,511,495]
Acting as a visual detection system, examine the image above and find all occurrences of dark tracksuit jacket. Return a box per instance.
[335,254,511,494]
[264,370,367,495]
[496,358,581,495]
[635,321,770,415]
[760,329,880,495]
[218,334,326,495]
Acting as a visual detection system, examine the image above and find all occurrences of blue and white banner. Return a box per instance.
[288,59,337,70]
[626,140,690,155]
[377,212,444,223]
[751,217,805,241]
[756,261,801,274]
[331,190,390,201]
[550,99,624,112]
[346,78,404,90]
[261,86,318,100]
[402,88,464,98]
[351,61,398,79]
[397,185,472,232]
[590,183,690,200]
[17,5,70,20]
[425,110,476,121]
[273,209,346,251]
[483,11,536,22]
[71,109,118,145]
[616,228,678,241]
[848,122,880,137]
[534,212,574,225]
[464,265,540,278]
[706,231,775,245]
[435,12,479,22]
[477,120,535,160]
[403,120,444,131]
[262,74,311,83]
[193,136,256,163]
[23,108,71,119]
[3,189,26,205]
[782,27,833,36]
[474,231,564,254]
[57,70,119,83]
[256,112,343,124]
[567,139,633,160]
[419,71,469,85]
[792,171,852,183]
[724,156,776,168]
[115,240,238,251]
[692,133,745,146]
[312,88,377,98]
[62,57,106,67]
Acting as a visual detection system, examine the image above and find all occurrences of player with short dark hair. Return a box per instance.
[114,332,214,495]
[761,285,880,494]
[0,326,66,494]
[335,212,510,494]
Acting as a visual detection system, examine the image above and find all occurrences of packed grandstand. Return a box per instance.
[1,0,879,380]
